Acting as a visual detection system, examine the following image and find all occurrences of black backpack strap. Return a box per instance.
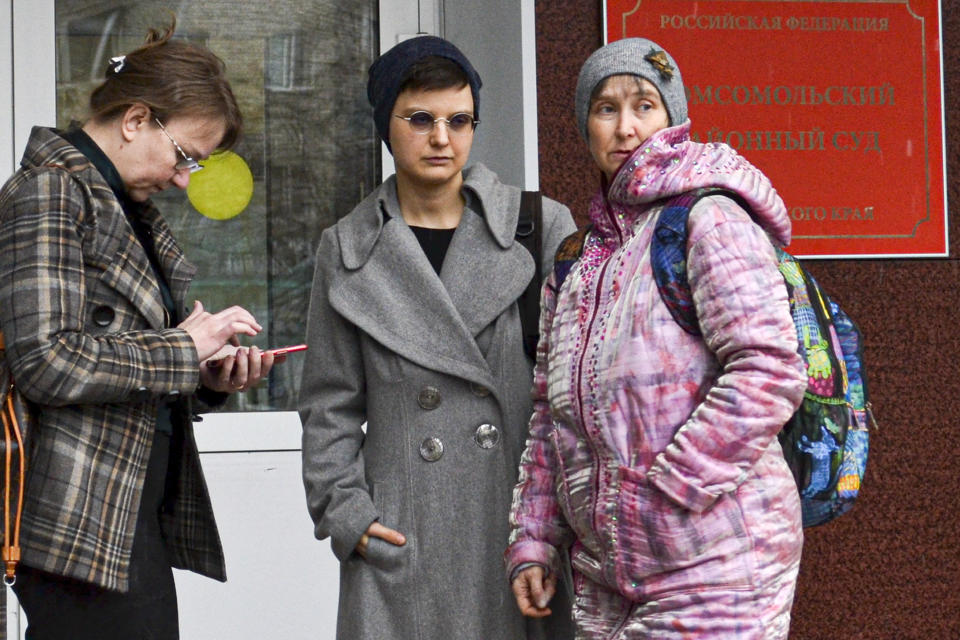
[516,191,543,359]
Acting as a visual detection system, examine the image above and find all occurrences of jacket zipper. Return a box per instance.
[575,195,624,428]
[574,195,623,538]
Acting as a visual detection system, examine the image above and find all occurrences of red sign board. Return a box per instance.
[605,0,947,258]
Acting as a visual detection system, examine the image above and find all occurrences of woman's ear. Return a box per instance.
[120,103,151,142]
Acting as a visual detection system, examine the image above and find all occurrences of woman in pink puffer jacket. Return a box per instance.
[505,38,807,638]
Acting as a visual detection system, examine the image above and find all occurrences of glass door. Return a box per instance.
[52,1,380,412]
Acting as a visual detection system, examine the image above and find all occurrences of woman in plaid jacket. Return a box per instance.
[0,20,272,640]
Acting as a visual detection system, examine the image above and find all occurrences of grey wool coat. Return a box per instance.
[299,163,577,640]
[0,127,226,591]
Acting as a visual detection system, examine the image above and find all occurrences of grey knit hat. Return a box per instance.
[575,38,687,139]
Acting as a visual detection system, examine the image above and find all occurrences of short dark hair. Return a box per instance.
[398,56,471,103]
[88,16,242,150]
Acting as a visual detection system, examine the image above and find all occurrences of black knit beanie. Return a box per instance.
[367,35,482,153]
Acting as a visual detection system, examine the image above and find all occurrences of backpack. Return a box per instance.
[553,188,875,528]
[656,188,876,526]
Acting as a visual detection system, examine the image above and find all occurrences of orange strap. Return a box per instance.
[2,381,25,585]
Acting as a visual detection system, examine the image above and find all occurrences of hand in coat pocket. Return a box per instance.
[357,521,407,570]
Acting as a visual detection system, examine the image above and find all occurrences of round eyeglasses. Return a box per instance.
[393,111,479,135]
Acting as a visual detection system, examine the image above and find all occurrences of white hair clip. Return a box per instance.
[108,55,126,73]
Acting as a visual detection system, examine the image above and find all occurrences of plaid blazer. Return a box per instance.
[0,127,226,591]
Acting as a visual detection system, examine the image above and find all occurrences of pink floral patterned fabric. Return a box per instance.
[506,122,807,637]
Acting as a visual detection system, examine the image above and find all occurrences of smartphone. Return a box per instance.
[206,344,308,368]
[265,344,308,357]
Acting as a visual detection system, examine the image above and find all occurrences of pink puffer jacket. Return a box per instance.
[506,122,806,602]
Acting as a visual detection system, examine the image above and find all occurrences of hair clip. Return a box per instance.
[644,49,674,80]
[108,55,126,74]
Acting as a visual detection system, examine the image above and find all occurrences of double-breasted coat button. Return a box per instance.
[419,437,444,462]
[469,383,491,398]
[474,423,500,449]
[163,390,182,402]
[92,305,115,327]
[417,386,442,410]
[132,386,152,402]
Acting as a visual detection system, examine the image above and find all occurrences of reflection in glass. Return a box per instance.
[55,2,380,411]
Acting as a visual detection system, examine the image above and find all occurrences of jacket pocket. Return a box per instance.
[613,465,754,600]
[367,481,408,572]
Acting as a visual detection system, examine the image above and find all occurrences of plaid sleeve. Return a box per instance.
[0,168,199,406]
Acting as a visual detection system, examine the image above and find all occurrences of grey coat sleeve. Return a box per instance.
[299,228,378,561]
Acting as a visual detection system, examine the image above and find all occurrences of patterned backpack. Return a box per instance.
[651,188,875,527]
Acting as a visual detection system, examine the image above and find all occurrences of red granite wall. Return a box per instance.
[535,1,960,637]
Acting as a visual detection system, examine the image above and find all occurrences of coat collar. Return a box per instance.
[24,127,195,329]
[330,163,533,385]
[338,163,522,268]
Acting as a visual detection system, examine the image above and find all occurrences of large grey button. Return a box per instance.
[132,386,152,402]
[419,437,444,462]
[417,386,442,410]
[474,423,500,449]
[470,383,491,398]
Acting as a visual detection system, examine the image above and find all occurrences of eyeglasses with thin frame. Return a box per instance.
[393,111,479,136]
[154,118,203,173]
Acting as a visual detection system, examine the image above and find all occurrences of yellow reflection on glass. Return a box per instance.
[187,150,254,220]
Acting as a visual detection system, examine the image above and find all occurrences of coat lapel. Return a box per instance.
[329,168,536,386]
[92,197,169,330]
[440,205,533,338]
[329,181,494,385]
[142,203,197,321]
[26,130,173,330]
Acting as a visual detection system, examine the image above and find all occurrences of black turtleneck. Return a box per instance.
[409,226,456,275]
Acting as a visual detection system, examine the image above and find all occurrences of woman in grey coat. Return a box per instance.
[298,36,575,639]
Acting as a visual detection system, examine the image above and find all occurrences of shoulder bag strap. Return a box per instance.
[0,331,26,586]
[516,191,543,358]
